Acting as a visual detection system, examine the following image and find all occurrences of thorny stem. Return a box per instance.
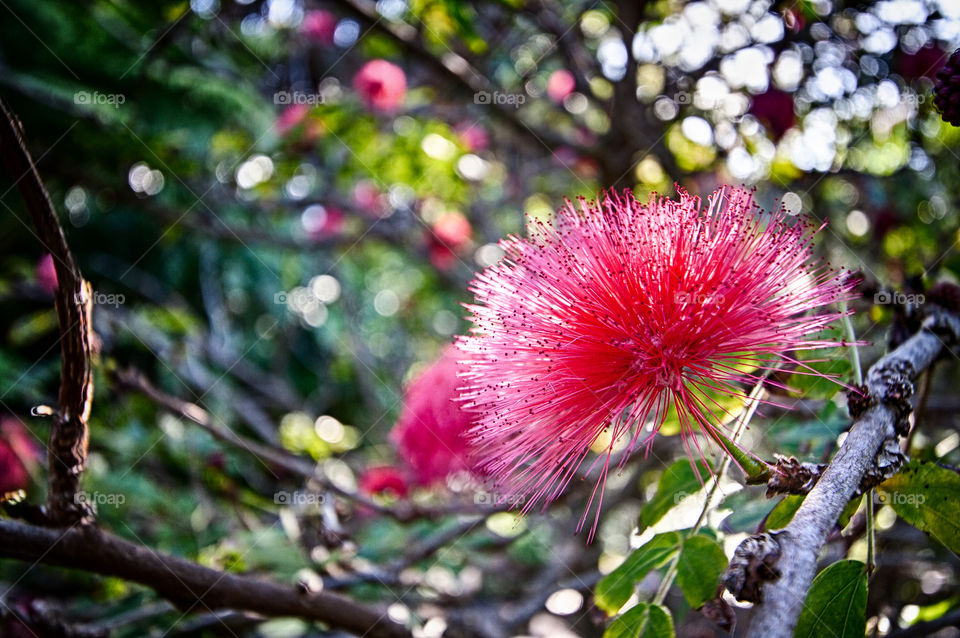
[841,303,875,574]
[652,380,766,605]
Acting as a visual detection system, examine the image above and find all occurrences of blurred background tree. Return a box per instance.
[0,0,958,636]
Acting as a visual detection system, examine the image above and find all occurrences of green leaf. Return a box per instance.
[765,494,805,530]
[839,496,863,529]
[676,534,728,608]
[788,356,850,399]
[604,603,675,638]
[719,488,780,532]
[595,533,681,614]
[765,495,862,531]
[795,560,868,638]
[640,460,711,532]
[877,460,960,553]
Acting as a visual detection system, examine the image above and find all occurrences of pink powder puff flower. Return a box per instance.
[391,348,476,486]
[359,465,408,498]
[353,60,407,112]
[457,187,858,539]
[301,10,337,46]
[454,122,489,152]
[547,69,576,102]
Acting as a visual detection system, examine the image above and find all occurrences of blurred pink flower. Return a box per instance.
[391,348,475,485]
[783,7,805,32]
[432,212,471,249]
[454,122,489,152]
[352,180,387,217]
[301,204,344,240]
[458,187,858,539]
[749,89,795,140]
[547,69,576,102]
[301,10,337,46]
[359,465,408,498]
[35,253,58,294]
[353,60,407,112]
[428,212,471,271]
[275,104,323,142]
[0,419,40,495]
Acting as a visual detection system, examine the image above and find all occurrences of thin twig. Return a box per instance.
[653,379,766,605]
[0,99,94,526]
[0,518,411,638]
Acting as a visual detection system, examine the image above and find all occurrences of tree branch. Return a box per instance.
[110,367,492,523]
[725,308,960,638]
[0,99,94,526]
[0,518,411,638]
[334,0,581,152]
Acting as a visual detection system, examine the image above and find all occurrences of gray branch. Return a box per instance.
[726,309,960,638]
